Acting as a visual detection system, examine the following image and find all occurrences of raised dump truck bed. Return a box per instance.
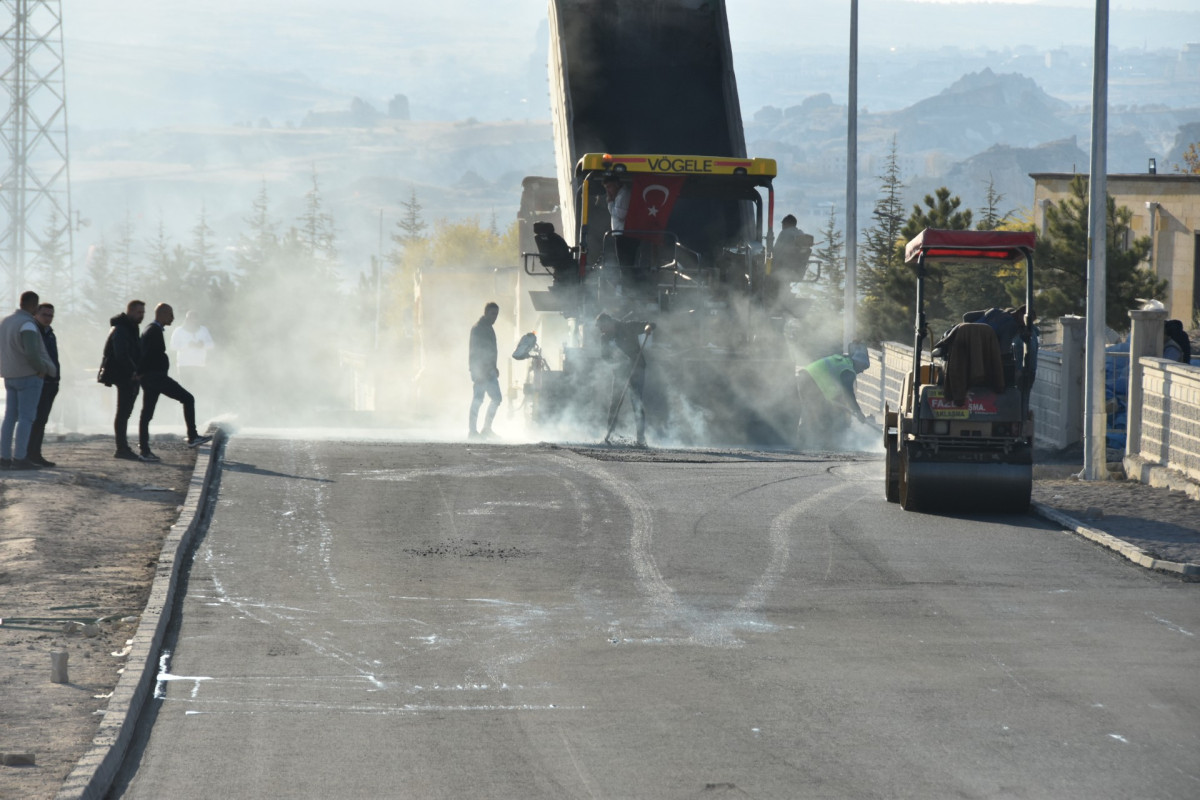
[548,0,746,240]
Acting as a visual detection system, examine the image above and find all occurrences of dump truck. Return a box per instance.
[515,0,805,447]
[884,229,1038,512]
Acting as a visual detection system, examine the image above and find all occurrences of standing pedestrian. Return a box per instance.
[596,312,654,447]
[468,301,501,440]
[27,302,61,467]
[1,290,57,470]
[98,299,145,460]
[137,303,211,461]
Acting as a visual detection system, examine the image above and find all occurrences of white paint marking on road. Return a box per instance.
[154,650,212,699]
[1109,734,1129,743]
[565,453,852,647]
[1146,613,1195,637]
[348,465,523,482]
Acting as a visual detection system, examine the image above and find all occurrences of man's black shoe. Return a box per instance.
[186,435,212,448]
[30,456,56,467]
[9,458,40,470]
[139,451,162,463]
[0,457,10,470]
[114,449,141,461]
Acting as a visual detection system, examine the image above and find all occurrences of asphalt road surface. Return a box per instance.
[110,437,1200,799]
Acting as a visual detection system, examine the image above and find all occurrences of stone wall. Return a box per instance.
[1134,358,1200,483]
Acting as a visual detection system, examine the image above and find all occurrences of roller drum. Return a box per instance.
[900,456,1031,513]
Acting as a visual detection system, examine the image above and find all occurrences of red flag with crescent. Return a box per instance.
[623,175,685,237]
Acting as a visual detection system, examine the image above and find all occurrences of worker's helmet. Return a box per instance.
[848,343,870,372]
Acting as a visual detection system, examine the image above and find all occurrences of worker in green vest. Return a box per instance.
[797,345,870,449]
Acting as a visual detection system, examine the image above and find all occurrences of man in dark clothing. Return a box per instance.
[137,303,211,461]
[596,312,654,447]
[99,299,145,460]
[28,303,60,467]
[468,302,501,439]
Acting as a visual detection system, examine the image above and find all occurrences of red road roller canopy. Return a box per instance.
[904,228,1036,265]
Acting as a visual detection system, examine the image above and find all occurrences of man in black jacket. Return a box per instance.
[137,303,211,461]
[100,300,145,460]
[468,301,501,439]
[28,303,61,467]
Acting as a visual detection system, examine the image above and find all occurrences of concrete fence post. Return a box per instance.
[1125,307,1166,460]
[1058,316,1086,447]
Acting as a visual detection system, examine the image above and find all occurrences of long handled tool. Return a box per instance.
[603,327,651,445]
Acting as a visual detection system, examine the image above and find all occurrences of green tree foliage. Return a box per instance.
[383,188,430,341]
[975,176,1012,232]
[142,220,187,301]
[82,236,122,319]
[114,211,137,301]
[1174,142,1200,175]
[859,137,908,344]
[235,180,278,280]
[396,187,428,246]
[811,205,845,312]
[297,168,338,269]
[1035,175,1166,331]
[36,209,72,308]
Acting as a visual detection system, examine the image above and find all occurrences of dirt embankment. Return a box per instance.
[0,435,193,800]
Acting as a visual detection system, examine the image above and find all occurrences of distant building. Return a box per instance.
[1031,171,1200,322]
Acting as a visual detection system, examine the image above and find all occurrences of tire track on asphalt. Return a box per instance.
[565,453,856,646]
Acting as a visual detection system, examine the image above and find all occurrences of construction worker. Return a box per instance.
[468,301,501,440]
[797,344,870,449]
[596,312,654,447]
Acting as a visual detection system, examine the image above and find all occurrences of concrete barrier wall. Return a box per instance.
[856,342,912,419]
[1030,350,1069,449]
[1135,358,1200,483]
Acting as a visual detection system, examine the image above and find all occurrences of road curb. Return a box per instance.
[1031,500,1200,578]
[55,428,227,800]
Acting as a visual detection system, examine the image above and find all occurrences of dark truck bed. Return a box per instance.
[548,0,747,239]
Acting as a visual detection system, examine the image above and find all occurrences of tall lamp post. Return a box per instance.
[843,0,858,352]
[1082,0,1109,480]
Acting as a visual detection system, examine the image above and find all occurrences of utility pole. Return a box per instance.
[1082,0,1109,481]
[843,0,858,353]
[1,0,74,308]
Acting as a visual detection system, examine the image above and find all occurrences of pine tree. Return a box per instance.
[859,137,908,343]
[190,203,219,281]
[976,176,1012,232]
[36,209,73,308]
[395,187,427,249]
[811,206,845,312]
[114,211,137,300]
[297,168,337,267]
[82,236,123,318]
[895,187,974,333]
[235,180,278,280]
[1035,175,1166,331]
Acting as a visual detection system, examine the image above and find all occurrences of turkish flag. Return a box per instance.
[624,175,685,238]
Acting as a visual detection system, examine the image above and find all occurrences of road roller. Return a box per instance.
[884,228,1038,512]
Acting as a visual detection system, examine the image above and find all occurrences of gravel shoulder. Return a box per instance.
[0,435,193,800]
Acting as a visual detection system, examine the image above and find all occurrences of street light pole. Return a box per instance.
[844,0,858,352]
[1082,0,1109,480]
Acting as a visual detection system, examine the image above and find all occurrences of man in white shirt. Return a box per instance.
[603,175,636,267]
[170,310,214,388]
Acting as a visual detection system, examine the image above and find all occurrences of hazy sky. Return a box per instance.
[70,0,1198,56]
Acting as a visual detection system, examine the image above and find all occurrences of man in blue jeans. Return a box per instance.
[0,290,58,470]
